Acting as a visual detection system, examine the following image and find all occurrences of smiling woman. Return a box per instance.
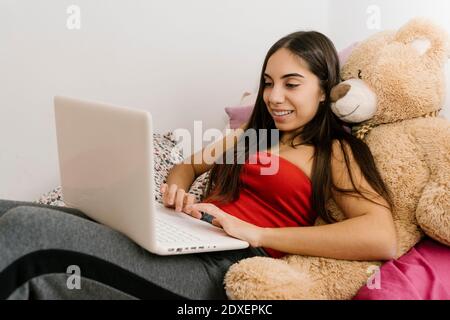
[0,30,396,301]
[201,31,395,238]
[263,48,326,137]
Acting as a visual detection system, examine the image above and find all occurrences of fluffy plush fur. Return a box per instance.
[224,18,450,300]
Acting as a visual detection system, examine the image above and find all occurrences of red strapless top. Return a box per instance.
[203,151,317,258]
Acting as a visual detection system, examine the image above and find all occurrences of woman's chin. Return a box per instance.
[274,122,295,130]
[274,121,304,135]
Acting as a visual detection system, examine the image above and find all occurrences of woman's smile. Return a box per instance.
[271,109,296,122]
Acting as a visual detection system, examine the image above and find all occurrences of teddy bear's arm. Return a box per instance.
[413,118,450,246]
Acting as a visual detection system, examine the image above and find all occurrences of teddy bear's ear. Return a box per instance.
[395,17,450,62]
[410,38,431,56]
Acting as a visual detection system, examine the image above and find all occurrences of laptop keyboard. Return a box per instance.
[155,216,203,244]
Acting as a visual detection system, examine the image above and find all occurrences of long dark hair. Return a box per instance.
[203,31,393,223]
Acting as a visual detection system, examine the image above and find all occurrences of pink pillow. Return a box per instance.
[225,105,254,129]
[338,42,359,66]
[353,238,450,300]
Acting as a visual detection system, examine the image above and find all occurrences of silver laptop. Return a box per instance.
[54,96,249,255]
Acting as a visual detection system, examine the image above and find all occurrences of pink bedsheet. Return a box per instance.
[353,238,450,300]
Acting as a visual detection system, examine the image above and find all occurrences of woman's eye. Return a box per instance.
[263,82,299,88]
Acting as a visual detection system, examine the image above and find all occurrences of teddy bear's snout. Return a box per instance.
[330,83,351,102]
[330,78,378,123]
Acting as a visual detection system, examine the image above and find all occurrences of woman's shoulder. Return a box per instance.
[331,139,354,163]
[330,139,363,187]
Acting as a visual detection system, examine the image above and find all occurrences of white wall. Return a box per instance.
[2,0,449,202]
[0,0,330,201]
[329,0,450,49]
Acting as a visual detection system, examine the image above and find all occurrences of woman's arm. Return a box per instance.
[189,202,396,261]
[163,123,249,212]
[165,122,248,191]
[259,209,396,260]
[260,140,397,261]
[189,200,396,261]
[189,140,397,261]
[165,163,197,193]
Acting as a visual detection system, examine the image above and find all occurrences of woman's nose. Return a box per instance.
[268,87,285,105]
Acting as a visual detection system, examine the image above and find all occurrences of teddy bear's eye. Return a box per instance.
[357,70,363,79]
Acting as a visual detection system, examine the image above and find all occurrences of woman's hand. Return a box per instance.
[186,203,264,248]
[160,183,202,217]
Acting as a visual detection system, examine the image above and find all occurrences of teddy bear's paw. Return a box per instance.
[224,257,318,300]
[416,181,450,246]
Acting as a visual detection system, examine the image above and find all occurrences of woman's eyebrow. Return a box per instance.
[264,73,305,79]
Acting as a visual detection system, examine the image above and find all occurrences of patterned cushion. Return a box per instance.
[35,131,211,207]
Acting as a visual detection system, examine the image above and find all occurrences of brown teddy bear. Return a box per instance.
[224,18,450,300]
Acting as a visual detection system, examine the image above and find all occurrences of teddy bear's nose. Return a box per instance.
[330,83,351,102]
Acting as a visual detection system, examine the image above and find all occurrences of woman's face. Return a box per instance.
[263,48,325,140]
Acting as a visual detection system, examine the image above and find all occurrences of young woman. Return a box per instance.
[162,31,397,261]
[0,31,396,300]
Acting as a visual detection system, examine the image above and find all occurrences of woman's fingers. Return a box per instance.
[184,194,202,219]
[162,183,180,208]
[161,184,201,217]
[161,184,171,207]
[190,203,221,216]
[175,189,186,212]
[167,184,178,206]
[160,184,167,205]
[187,203,223,227]
[183,194,194,213]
